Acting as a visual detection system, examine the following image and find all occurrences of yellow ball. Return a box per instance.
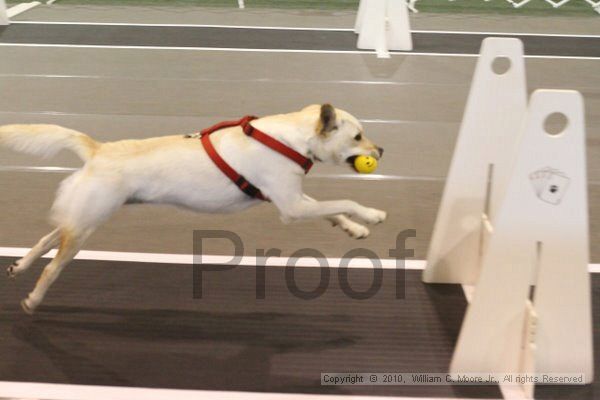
[354,155,378,174]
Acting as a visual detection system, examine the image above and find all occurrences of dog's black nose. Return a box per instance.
[377,147,384,157]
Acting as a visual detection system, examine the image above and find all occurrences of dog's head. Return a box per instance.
[304,104,383,171]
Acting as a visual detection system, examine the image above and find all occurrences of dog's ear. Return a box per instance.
[318,104,337,136]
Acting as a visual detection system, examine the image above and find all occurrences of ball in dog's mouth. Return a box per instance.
[347,155,378,174]
[346,156,359,172]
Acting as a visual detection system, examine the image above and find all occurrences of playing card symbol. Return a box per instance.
[529,167,570,205]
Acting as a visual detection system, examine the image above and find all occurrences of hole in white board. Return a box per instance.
[544,112,568,136]
[491,56,511,75]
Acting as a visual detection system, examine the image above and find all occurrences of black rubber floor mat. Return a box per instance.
[0,255,553,398]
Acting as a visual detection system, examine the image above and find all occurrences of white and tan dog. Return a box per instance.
[0,104,386,313]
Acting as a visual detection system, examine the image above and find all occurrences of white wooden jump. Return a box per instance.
[424,37,593,398]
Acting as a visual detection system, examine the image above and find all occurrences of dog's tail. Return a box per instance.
[0,124,100,162]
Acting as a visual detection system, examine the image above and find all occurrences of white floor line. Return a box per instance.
[0,42,598,60]
[0,246,426,270]
[360,119,431,124]
[311,173,445,182]
[0,42,384,55]
[6,1,40,18]
[0,165,446,182]
[8,21,600,38]
[5,166,600,186]
[0,165,77,173]
[0,381,456,400]
[0,111,430,126]
[0,72,464,87]
[0,247,598,273]
[412,29,600,39]
[9,20,355,31]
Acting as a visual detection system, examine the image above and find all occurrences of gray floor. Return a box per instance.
[0,259,506,398]
[0,33,599,260]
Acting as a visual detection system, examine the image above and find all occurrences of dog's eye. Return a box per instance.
[354,133,362,141]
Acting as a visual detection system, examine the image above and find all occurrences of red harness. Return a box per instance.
[199,116,313,201]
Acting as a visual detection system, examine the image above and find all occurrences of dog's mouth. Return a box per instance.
[346,155,359,172]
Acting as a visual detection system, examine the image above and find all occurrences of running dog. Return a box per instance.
[0,104,386,313]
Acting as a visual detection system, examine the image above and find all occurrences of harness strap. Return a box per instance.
[201,115,257,137]
[200,133,268,201]
[241,121,313,174]
[200,116,314,201]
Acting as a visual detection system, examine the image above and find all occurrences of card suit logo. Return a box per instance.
[529,167,571,205]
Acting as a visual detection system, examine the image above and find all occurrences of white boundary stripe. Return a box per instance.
[6,1,40,18]
[0,111,425,125]
[0,246,598,272]
[0,165,77,173]
[0,111,427,125]
[0,42,383,55]
[311,173,444,182]
[0,165,446,182]
[0,42,598,60]
[414,29,600,39]
[0,72,464,87]
[0,381,449,400]
[0,110,432,125]
[8,21,600,38]
[4,166,600,185]
[0,246,425,269]
[10,20,354,31]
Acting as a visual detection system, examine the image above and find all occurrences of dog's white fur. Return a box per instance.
[0,104,386,313]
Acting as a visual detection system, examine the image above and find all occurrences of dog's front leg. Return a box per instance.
[266,177,385,226]
[274,194,386,226]
[302,195,370,239]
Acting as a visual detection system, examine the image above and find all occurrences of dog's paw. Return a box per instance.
[21,298,36,315]
[339,220,370,239]
[361,208,387,225]
[280,214,295,225]
[6,261,19,279]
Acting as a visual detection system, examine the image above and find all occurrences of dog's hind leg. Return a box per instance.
[20,171,127,313]
[21,228,90,314]
[7,228,61,278]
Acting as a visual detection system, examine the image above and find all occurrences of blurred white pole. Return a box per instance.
[0,0,8,25]
[407,0,418,12]
[6,2,41,18]
[238,0,245,9]
[584,0,600,14]
[355,0,413,58]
